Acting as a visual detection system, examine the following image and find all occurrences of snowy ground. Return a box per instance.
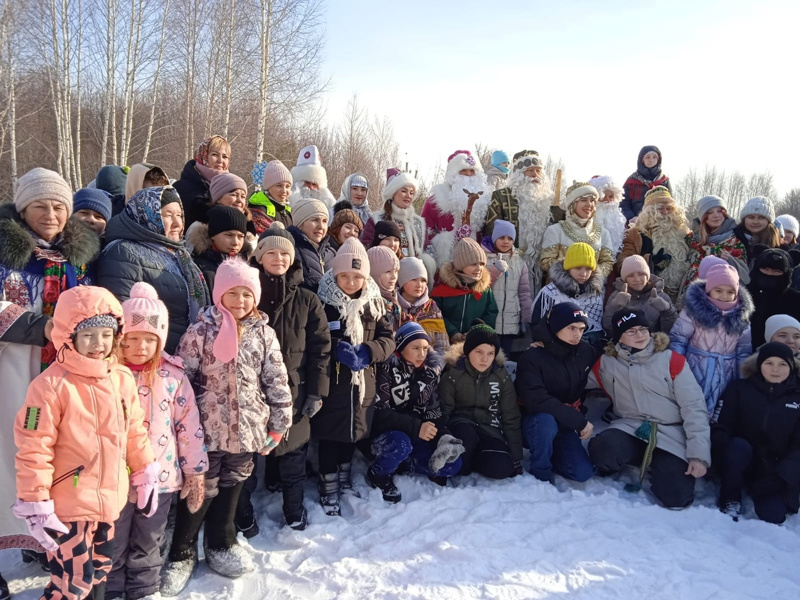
[3,400,800,599]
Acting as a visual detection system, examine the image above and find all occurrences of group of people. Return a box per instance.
[1,137,799,600]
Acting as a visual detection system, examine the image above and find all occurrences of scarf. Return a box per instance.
[194,136,228,183]
[387,204,423,258]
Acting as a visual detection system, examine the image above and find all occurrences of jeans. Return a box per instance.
[522,413,593,483]
[371,430,462,478]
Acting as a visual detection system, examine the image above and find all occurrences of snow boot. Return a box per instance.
[319,472,341,516]
[283,482,307,530]
[160,547,198,598]
[0,572,10,600]
[285,506,308,531]
[161,495,211,596]
[21,549,50,572]
[338,462,361,497]
[203,482,253,578]
[720,500,741,522]
[234,472,260,539]
[204,544,254,579]
[366,467,401,503]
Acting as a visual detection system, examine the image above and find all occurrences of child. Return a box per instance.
[14,286,158,600]
[373,218,404,261]
[369,323,464,501]
[440,320,522,479]
[669,263,754,420]
[107,282,208,600]
[746,248,800,349]
[73,188,112,236]
[338,172,371,226]
[248,160,294,232]
[776,214,799,249]
[162,258,292,593]
[621,145,671,222]
[311,238,395,516]
[764,314,800,356]
[368,245,401,331]
[482,219,532,356]
[189,204,248,289]
[397,257,449,354]
[603,255,677,336]
[287,197,330,292]
[733,196,781,257]
[531,242,605,349]
[431,237,498,343]
[515,302,597,484]
[322,200,364,267]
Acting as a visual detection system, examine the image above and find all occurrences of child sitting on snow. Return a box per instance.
[397,257,449,354]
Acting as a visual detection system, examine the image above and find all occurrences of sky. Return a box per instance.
[319,0,799,197]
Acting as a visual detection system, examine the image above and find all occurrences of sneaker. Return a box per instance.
[366,467,401,503]
[285,506,308,531]
[204,543,255,578]
[160,554,198,597]
[720,500,741,522]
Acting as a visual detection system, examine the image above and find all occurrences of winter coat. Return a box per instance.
[531,261,605,336]
[173,159,212,231]
[247,192,293,234]
[397,293,449,355]
[258,262,331,455]
[431,262,498,337]
[372,350,446,439]
[288,225,326,293]
[602,274,678,335]
[439,342,523,462]
[421,184,491,255]
[14,286,154,524]
[515,322,597,432]
[482,187,565,247]
[185,221,254,292]
[361,207,428,260]
[484,247,532,335]
[320,235,340,271]
[621,173,672,222]
[0,204,100,539]
[485,166,508,192]
[176,306,294,454]
[747,270,800,350]
[380,293,403,333]
[539,218,616,278]
[680,218,749,300]
[589,333,711,465]
[669,281,754,419]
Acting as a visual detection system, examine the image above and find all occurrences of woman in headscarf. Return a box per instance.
[173,135,231,230]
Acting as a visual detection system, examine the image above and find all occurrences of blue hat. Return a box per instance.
[73,188,112,222]
[395,322,430,354]
[491,219,517,243]
[491,150,511,174]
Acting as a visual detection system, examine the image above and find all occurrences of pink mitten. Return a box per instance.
[12,499,69,552]
[130,461,161,518]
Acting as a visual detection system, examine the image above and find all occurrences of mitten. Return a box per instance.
[428,434,466,473]
[492,259,509,274]
[610,285,631,309]
[336,341,360,371]
[302,394,323,419]
[179,473,206,514]
[261,430,283,455]
[12,499,69,552]
[130,461,160,518]
[647,288,671,312]
[353,344,372,371]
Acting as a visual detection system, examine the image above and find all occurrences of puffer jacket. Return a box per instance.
[485,166,508,192]
[431,262,498,337]
[14,286,154,523]
[397,293,449,355]
[669,280,754,419]
[247,191,293,234]
[531,260,605,337]
[176,306,293,453]
[747,269,800,350]
[602,274,678,335]
[173,159,212,231]
[589,332,711,466]
[288,225,326,293]
[439,342,523,462]
[129,353,208,494]
[483,247,532,335]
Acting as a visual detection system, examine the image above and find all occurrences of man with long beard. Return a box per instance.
[615,186,690,302]
[288,144,337,210]
[589,175,627,258]
[421,150,492,268]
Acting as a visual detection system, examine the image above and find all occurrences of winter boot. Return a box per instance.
[161,496,210,597]
[338,462,361,497]
[264,455,282,493]
[720,500,742,522]
[319,472,341,516]
[21,549,50,572]
[366,467,402,503]
[283,482,307,530]
[204,482,254,578]
[160,546,198,598]
[0,572,10,600]
[234,480,260,540]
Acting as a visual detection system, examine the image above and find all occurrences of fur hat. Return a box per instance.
[563,242,596,271]
[329,200,364,242]
[367,246,399,280]
[207,205,248,238]
[330,237,370,282]
[375,219,402,242]
[491,219,516,243]
[511,150,542,173]
[210,173,247,204]
[705,264,739,295]
[757,342,795,372]
[395,321,430,354]
[697,195,726,220]
[254,222,295,263]
[444,150,482,184]
[620,255,650,281]
[453,238,486,272]
[121,282,169,349]
[381,168,418,203]
[561,181,598,211]
[212,257,262,363]
[776,214,799,236]
[740,196,775,223]
[547,301,589,336]
[291,197,328,227]
[73,188,112,222]
[589,175,623,202]
[754,248,792,274]
[398,257,428,288]
[464,319,500,357]
[765,314,800,344]
[292,145,327,188]
[643,186,673,207]
[611,308,649,341]
[15,168,73,216]
[262,160,293,190]
[698,256,728,279]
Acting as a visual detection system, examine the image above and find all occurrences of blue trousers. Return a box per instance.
[371,431,462,478]
[522,413,593,483]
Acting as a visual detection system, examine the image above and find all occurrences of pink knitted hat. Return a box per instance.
[121,282,169,349]
[210,173,247,204]
[331,238,371,283]
[620,255,650,281]
[262,160,293,190]
[698,255,728,280]
[705,264,739,295]
[367,246,399,280]
[212,257,262,363]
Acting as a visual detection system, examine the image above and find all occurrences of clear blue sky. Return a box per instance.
[320,0,799,196]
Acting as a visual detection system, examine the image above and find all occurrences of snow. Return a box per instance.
[3,402,800,599]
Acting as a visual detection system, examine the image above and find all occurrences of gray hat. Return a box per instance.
[739,196,775,222]
[696,195,726,220]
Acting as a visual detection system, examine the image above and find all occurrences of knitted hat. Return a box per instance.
[491,150,510,174]
[398,257,428,288]
[444,150,482,184]
[620,255,651,281]
[696,195,726,220]
[643,186,673,206]
[705,264,739,295]
[367,246,399,280]
[74,314,120,335]
[740,196,775,222]
[547,301,589,337]
[331,237,371,281]
[563,242,596,271]
[375,219,402,242]
[511,150,542,173]
[453,237,486,272]
[395,321,430,355]
[757,341,795,372]
[381,168,418,203]
[698,255,728,279]
[349,173,369,189]
[15,168,73,216]
[160,186,182,208]
[611,308,649,341]
[95,165,128,197]
[209,173,247,204]
[212,257,262,363]
[329,200,364,242]
[207,205,248,238]
[292,145,327,188]
[776,221,785,239]
[254,221,295,263]
[73,188,112,222]
[754,248,792,274]
[491,219,517,243]
[765,314,800,345]
[561,181,598,211]
[463,319,500,356]
[291,197,328,227]
[776,214,800,236]
[262,160,293,190]
[121,282,169,349]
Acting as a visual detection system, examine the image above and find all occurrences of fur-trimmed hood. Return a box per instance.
[0,202,101,270]
[549,260,604,297]
[444,341,507,369]
[437,261,492,294]
[184,219,257,257]
[604,331,671,359]
[740,352,800,378]
[683,279,754,335]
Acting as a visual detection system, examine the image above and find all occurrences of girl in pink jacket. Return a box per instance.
[13,286,158,600]
[106,282,208,600]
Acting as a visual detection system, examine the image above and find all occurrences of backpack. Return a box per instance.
[591,351,686,399]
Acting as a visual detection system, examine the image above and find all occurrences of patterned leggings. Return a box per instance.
[44,521,115,600]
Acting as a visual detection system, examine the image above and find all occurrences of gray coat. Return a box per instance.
[602,274,678,335]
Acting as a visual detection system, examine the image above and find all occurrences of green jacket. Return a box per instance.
[431,262,498,337]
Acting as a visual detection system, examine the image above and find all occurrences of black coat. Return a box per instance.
[258,262,331,454]
[747,270,800,350]
[515,321,597,431]
[173,159,212,231]
[288,225,326,293]
[310,302,395,444]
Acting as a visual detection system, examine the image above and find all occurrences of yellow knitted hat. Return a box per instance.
[563,242,597,271]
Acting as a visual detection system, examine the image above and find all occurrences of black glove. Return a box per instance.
[651,249,672,272]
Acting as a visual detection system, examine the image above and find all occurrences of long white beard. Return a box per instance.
[595,202,627,251]
[448,174,489,215]
[511,171,553,258]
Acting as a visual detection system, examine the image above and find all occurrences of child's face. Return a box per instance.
[771,327,800,354]
[619,326,650,350]
[260,248,292,276]
[392,186,416,209]
[760,266,784,277]
[221,286,255,320]
[625,271,649,292]
[709,285,737,303]
[461,263,484,279]
[336,223,360,246]
[299,215,328,243]
[336,272,365,297]
[569,266,593,284]
[642,151,659,168]
[211,230,245,255]
[573,195,596,220]
[494,236,514,253]
[350,186,368,205]
[704,207,726,230]
[121,332,159,366]
[401,339,429,368]
[600,189,616,204]
[401,277,427,299]
[218,189,247,211]
[73,326,115,360]
[468,343,496,373]
[378,268,398,293]
[744,214,769,234]
[783,232,796,245]
[74,209,107,235]
[268,182,291,204]
[761,357,791,384]
[379,236,401,253]
[556,322,586,346]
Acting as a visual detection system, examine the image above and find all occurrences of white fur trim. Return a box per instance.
[291,164,328,189]
[381,172,419,203]
[589,175,623,202]
[421,253,437,286]
[445,152,483,184]
[430,229,456,268]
